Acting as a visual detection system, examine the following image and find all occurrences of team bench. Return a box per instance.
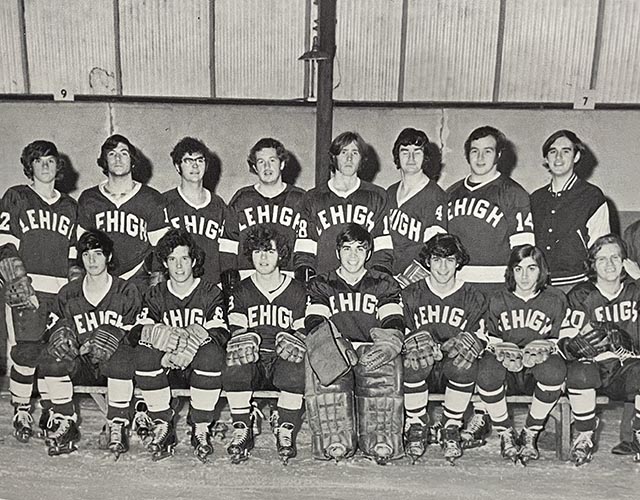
[72,385,609,461]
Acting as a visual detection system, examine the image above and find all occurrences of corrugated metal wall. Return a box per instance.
[0,1,25,93]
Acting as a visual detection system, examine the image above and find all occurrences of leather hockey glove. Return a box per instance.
[294,265,316,283]
[441,332,483,370]
[139,324,188,352]
[162,324,210,370]
[562,324,609,360]
[275,331,306,363]
[403,329,443,371]
[395,259,430,289]
[522,339,556,368]
[492,342,524,372]
[87,324,125,364]
[0,256,39,311]
[305,319,358,386]
[47,323,79,362]
[226,330,261,366]
[359,327,404,371]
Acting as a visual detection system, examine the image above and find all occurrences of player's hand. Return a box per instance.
[522,339,556,368]
[493,342,523,372]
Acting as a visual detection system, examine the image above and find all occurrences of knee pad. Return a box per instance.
[134,345,164,371]
[566,360,601,390]
[103,344,136,379]
[221,363,256,392]
[10,342,45,367]
[476,354,506,391]
[442,356,478,384]
[532,354,567,386]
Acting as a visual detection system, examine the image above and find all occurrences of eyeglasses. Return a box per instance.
[182,157,206,166]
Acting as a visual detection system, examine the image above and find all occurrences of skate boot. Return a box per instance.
[191,422,214,464]
[108,418,130,461]
[47,414,80,456]
[441,425,463,466]
[518,427,540,465]
[148,419,177,462]
[404,421,428,464]
[427,421,443,444]
[39,408,56,442]
[132,400,154,443]
[571,428,597,466]
[251,402,264,437]
[498,427,520,463]
[275,422,297,465]
[13,404,34,443]
[227,421,254,464]
[460,410,491,449]
[633,428,640,463]
[370,442,394,466]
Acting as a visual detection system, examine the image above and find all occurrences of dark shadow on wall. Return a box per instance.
[55,153,79,194]
[575,143,598,181]
[497,139,518,178]
[608,197,621,236]
[132,149,154,185]
[282,151,302,186]
[426,142,444,183]
[358,143,381,183]
[203,150,222,193]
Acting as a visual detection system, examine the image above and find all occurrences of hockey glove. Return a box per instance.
[0,257,39,311]
[67,265,84,282]
[275,331,306,363]
[294,265,316,283]
[562,324,609,360]
[492,342,524,372]
[162,324,210,369]
[441,332,483,371]
[139,324,188,352]
[522,339,556,368]
[47,323,79,362]
[226,330,261,366]
[403,329,443,371]
[395,260,430,289]
[359,327,404,371]
[87,324,125,364]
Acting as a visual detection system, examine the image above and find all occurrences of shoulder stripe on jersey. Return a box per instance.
[373,234,393,251]
[31,274,68,294]
[149,226,170,246]
[294,238,317,254]
[119,261,144,281]
[551,274,588,287]
[219,238,239,254]
[509,232,535,248]
[0,235,20,248]
[306,303,331,318]
[378,302,403,320]
[228,312,248,329]
[292,317,305,331]
[204,318,227,330]
[456,265,506,284]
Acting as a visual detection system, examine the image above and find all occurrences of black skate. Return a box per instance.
[275,422,297,465]
[108,418,130,461]
[571,428,596,466]
[191,422,214,464]
[227,421,254,464]
[498,427,520,463]
[149,419,176,462]
[404,422,428,464]
[39,408,56,442]
[13,404,34,443]
[132,400,154,444]
[47,414,80,456]
[441,425,463,466]
[460,410,491,449]
[518,427,540,465]
[633,429,640,463]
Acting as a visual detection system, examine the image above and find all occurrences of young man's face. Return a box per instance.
[178,151,206,183]
[428,255,457,287]
[164,245,195,285]
[31,155,58,184]
[545,136,579,179]
[468,135,499,181]
[338,240,369,275]
[82,248,110,277]
[513,256,540,296]
[106,142,133,177]
[335,141,362,177]
[594,243,624,285]
[252,240,280,276]
[398,144,424,175]
[254,148,283,185]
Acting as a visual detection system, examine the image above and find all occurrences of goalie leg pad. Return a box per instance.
[11,292,52,342]
[354,347,404,462]
[304,358,356,461]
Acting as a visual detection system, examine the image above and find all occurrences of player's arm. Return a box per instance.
[304,276,332,334]
[508,189,535,248]
[204,287,230,346]
[293,192,318,281]
[369,192,394,275]
[376,275,405,332]
[218,202,240,287]
[585,197,610,248]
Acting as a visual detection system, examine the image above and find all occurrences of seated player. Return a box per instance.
[401,233,487,464]
[132,229,228,462]
[304,223,405,465]
[477,245,567,464]
[223,225,307,464]
[560,234,640,465]
[38,229,141,457]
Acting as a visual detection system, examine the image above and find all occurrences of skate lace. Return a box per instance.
[465,412,487,435]
[277,424,293,448]
[152,420,170,445]
[499,428,518,449]
[269,411,279,434]
[13,407,33,428]
[573,429,594,450]
[231,423,250,446]
[193,422,210,446]
[49,417,71,440]
[614,346,637,364]
[110,420,124,444]
[133,409,153,431]
[521,428,538,447]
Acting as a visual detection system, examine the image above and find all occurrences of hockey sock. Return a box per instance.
[567,388,597,432]
[404,380,429,425]
[478,384,510,427]
[442,379,474,427]
[526,381,563,430]
[10,362,35,406]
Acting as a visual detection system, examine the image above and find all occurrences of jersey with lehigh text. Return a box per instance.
[228,274,306,351]
[387,180,447,275]
[486,286,568,347]
[0,185,77,294]
[441,174,534,284]
[163,187,228,284]
[294,179,393,275]
[78,183,167,279]
[402,278,487,344]
[305,269,404,343]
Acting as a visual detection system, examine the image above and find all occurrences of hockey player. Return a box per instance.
[476,245,568,465]
[531,130,610,291]
[304,223,405,465]
[38,229,142,457]
[401,233,487,464]
[387,128,447,288]
[220,138,305,290]
[559,234,640,465]
[294,131,393,280]
[133,229,228,462]
[223,224,307,464]
[0,140,78,443]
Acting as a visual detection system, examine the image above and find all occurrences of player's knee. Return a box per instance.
[622,361,640,397]
[221,364,254,391]
[442,357,478,384]
[476,354,506,390]
[273,359,305,394]
[103,346,136,379]
[10,342,44,366]
[566,360,600,389]
[135,345,163,371]
[37,352,74,377]
[532,354,566,385]
[191,343,225,371]
[403,364,433,383]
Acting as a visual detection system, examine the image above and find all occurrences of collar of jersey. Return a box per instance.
[328,177,361,198]
[98,181,141,207]
[251,273,290,301]
[463,172,501,191]
[595,280,624,301]
[253,183,287,199]
[513,289,541,302]
[27,184,61,205]
[82,274,113,307]
[168,277,200,299]
[425,276,465,298]
[177,186,211,209]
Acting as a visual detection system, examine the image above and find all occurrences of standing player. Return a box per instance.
[387,128,447,287]
[133,229,228,462]
[401,233,487,464]
[220,138,305,289]
[476,245,567,465]
[223,224,307,464]
[531,130,610,291]
[304,223,405,465]
[294,131,393,280]
[559,234,640,465]
[0,140,78,443]
[37,230,141,457]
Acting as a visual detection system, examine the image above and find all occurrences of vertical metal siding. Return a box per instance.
[25,0,116,95]
[499,0,599,102]
[596,0,640,103]
[333,0,403,101]
[215,0,306,99]
[119,0,210,97]
[403,0,499,102]
[0,1,25,93]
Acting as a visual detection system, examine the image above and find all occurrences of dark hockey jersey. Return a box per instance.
[442,174,534,284]
[305,269,404,343]
[228,274,306,351]
[387,180,447,275]
[0,185,77,293]
[78,183,168,279]
[221,184,305,277]
[486,286,568,347]
[294,179,393,275]
[402,278,487,343]
[163,187,229,284]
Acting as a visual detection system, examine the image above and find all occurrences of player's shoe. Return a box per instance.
[611,441,636,455]
[108,418,130,461]
[132,400,154,443]
[518,427,540,465]
[275,422,297,465]
[632,429,640,463]
[498,427,520,463]
[47,414,79,456]
[191,422,214,464]
[441,425,463,465]
[149,419,177,462]
[404,421,428,464]
[570,419,599,467]
[460,410,491,449]
[227,421,254,464]
[12,404,34,443]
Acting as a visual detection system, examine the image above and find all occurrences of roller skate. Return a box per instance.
[571,429,596,466]
[149,418,177,462]
[47,414,79,456]
[227,421,254,464]
[191,422,214,464]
